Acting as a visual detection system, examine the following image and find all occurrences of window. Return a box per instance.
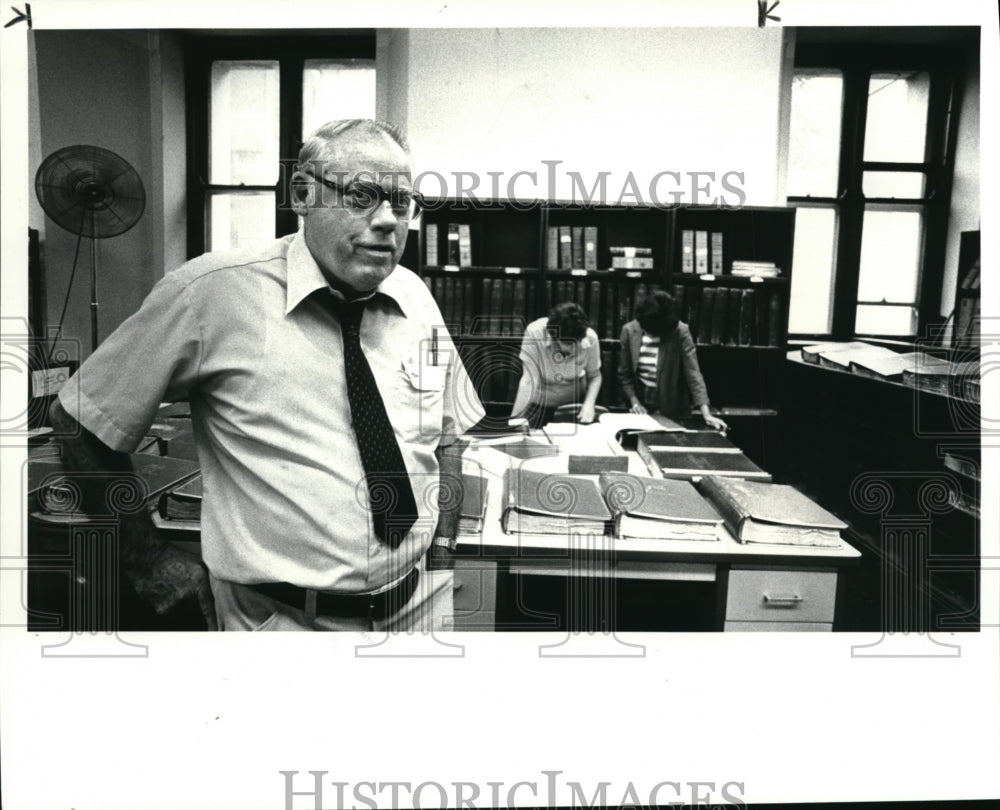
[185,34,376,256]
[786,40,968,340]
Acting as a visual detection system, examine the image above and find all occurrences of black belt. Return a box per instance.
[247,567,419,621]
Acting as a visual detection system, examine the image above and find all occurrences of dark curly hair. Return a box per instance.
[546,301,590,342]
[634,290,679,338]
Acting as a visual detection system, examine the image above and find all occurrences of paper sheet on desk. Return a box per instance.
[542,421,626,456]
[463,444,515,478]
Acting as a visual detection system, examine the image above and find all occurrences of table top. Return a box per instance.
[458,432,862,567]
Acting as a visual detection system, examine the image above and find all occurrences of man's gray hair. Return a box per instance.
[296,119,410,170]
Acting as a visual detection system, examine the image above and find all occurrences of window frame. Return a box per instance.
[788,42,967,342]
[183,32,376,258]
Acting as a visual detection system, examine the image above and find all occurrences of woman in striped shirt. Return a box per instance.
[617,290,727,431]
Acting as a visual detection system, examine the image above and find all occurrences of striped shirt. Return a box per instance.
[637,333,660,388]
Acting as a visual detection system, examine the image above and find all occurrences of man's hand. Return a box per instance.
[130,542,217,630]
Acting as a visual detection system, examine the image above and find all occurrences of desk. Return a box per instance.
[453,445,861,632]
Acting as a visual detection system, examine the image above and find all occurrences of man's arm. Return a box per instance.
[48,398,217,629]
[428,437,468,569]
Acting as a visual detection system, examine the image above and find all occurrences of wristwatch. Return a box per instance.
[432,535,458,552]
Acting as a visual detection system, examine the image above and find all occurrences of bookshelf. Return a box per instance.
[418,200,544,411]
[415,201,797,422]
[664,206,796,414]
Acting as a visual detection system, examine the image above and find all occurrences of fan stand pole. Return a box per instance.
[89,217,99,352]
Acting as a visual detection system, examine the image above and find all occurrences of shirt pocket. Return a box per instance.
[394,351,446,443]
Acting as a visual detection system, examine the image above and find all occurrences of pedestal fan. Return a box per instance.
[34,145,146,355]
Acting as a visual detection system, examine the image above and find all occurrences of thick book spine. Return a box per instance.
[694,231,709,275]
[500,277,514,336]
[636,437,666,479]
[447,224,461,265]
[478,278,493,334]
[571,226,584,269]
[698,288,717,345]
[458,223,473,266]
[710,288,728,345]
[588,280,601,329]
[738,289,754,347]
[512,278,527,338]
[555,279,570,308]
[546,226,559,270]
[681,229,695,274]
[461,278,475,336]
[698,476,749,541]
[725,285,742,346]
[583,226,598,270]
[710,231,724,276]
[559,226,573,269]
[619,284,634,332]
[603,284,618,339]
[444,276,457,331]
[425,223,439,266]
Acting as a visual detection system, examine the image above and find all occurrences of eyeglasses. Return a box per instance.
[305,171,420,220]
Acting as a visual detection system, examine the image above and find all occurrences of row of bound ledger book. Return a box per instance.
[800,341,980,402]
[500,468,845,547]
[496,420,846,548]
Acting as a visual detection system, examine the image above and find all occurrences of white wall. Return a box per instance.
[395,28,786,206]
[32,30,186,360]
[942,46,981,322]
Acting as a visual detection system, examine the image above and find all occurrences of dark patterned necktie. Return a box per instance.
[338,300,418,548]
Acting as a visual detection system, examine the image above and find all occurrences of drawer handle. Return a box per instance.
[762,592,803,608]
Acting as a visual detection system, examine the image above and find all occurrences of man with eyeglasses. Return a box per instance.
[49,119,485,631]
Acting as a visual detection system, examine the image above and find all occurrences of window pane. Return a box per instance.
[210,61,280,185]
[302,59,376,138]
[857,208,922,304]
[855,304,918,336]
[863,171,926,199]
[788,207,838,334]
[863,71,930,163]
[787,71,844,198]
[209,192,276,251]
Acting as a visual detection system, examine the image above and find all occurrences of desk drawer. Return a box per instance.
[724,621,833,632]
[453,559,497,612]
[725,568,836,624]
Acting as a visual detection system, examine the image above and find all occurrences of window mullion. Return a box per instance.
[830,65,869,340]
[277,55,304,238]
